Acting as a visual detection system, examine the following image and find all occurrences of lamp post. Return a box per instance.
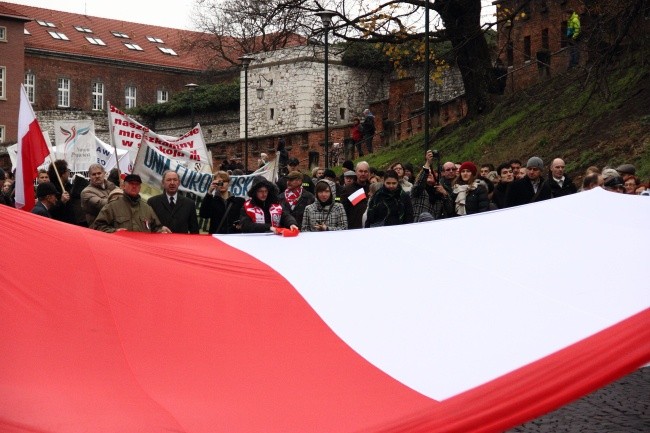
[184,83,198,127]
[424,2,430,154]
[238,55,254,172]
[316,10,336,168]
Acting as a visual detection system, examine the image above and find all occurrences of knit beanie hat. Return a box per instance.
[458,161,477,176]
[526,157,544,170]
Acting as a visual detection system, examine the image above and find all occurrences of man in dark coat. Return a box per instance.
[278,171,315,228]
[548,158,577,198]
[340,161,371,229]
[505,156,553,208]
[31,182,59,218]
[148,170,199,234]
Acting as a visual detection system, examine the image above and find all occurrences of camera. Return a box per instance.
[216,181,224,187]
[429,149,441,158]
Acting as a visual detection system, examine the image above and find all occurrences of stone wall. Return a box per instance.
[240,46,389,138]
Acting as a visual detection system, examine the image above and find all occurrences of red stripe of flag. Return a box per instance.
[15,84,50,211]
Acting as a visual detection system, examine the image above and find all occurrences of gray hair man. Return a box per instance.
[81,163,116,225]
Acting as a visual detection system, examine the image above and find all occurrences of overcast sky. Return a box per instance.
[9,0,196,30]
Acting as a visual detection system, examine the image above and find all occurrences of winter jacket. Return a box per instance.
[301,180,348,231]
[199,193,245,234]
[81,181,116,225]
[92,193,164,233]
[410,168,454,220]
[366,185,414,227]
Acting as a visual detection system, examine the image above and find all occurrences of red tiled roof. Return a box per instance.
[1,2,236,72]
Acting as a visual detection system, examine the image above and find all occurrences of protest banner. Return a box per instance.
[95,134,130,174]
[54,120,95,172]
[228,155,279,198]
[133,137,213,199]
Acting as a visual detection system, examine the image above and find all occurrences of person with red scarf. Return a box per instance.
[278,171,315,228]
[240,176,299,234]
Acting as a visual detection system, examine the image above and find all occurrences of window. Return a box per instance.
[124,43,143,51]
[158,46,177,56]
[24,28,31,35]
[542,28,549,50]
[92,82,104,111]
[157,89,169,104]
[269,108,275,120]
[57,78,71,107]
[0,67,5,99]
[125,86,137,108]
[86,36,106,46]
[523,36,531,62]
[147,36,164,43]
[48,31,70,41]
[339,107,346,120]
[560,21,568,48]
[36,20,56,27]
[24,73,36,103]
[507,42,514,67]
[0,125,5,144]
[0,27,6,42]
[111,31,129,38]
[74,26,93,33]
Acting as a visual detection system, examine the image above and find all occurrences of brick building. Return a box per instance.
[493,0,650,93]
[1,1,468,173]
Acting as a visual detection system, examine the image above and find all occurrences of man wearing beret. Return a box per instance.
[505,156,553,207]
[92,174,171,233]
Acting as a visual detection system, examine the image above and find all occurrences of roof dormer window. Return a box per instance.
[74,26,93,33]
[36,20,56,28]
[147,36,164,43]
[111,31,130,39]
[48,31,70,41]
[86,36,106,46]
[124,43,143,51]
[158,47,178,56]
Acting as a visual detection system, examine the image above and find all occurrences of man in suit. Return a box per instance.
[31,182,59,218]
[148,170,199,234]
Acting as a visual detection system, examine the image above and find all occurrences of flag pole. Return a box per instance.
[106,101,121,179]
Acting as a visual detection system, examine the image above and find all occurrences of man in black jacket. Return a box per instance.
[548,158,577,198]
[505,157,552,208]
[148,170,199,234]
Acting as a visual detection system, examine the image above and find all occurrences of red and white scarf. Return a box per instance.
[244,200,283,227]
[284,187,302,209]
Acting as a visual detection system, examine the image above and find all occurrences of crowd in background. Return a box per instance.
[0,151,646,236]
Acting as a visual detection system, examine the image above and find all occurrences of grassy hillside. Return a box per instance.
[363,51,650,182]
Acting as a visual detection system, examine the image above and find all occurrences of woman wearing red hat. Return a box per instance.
[452,162,490,216]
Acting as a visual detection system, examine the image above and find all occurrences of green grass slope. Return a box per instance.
[364,53,650,181]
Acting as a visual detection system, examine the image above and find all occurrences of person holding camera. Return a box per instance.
[199,171,245,234]
[301,179,347,232]
[411,150,454,221]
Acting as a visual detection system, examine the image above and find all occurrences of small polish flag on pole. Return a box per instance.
[348,187,367,206]
[15,84,51,212]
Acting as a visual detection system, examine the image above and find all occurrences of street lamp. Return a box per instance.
[185,83,199,127]
[238,55,254,172]
[316,10,336,168]
[424,0,430,154]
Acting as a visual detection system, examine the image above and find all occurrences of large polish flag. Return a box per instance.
[0,189,648,433]
[14,84,50,211]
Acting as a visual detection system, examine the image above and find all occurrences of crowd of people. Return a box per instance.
[0,151,646,236]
